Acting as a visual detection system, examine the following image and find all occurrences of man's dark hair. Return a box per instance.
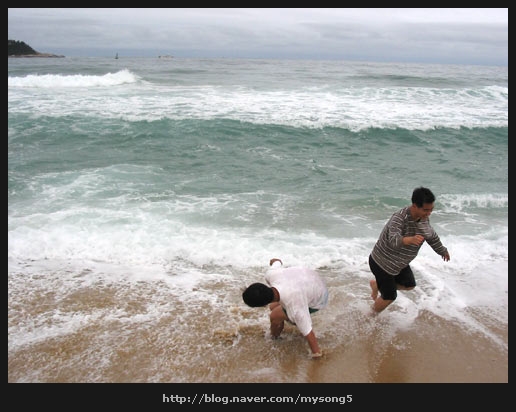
[242,283,274,307]
[411,187,435,207]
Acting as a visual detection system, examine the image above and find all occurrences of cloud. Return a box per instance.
[8,8,508,65]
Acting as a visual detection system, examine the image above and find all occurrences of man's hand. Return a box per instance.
[270,258,283,266]
[404,235,425,246]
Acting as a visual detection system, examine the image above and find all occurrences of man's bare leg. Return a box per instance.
[369,280,394,312]
[369,279,378,300]
[372,296,393,313]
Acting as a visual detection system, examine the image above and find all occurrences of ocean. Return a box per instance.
[8,57,508,383]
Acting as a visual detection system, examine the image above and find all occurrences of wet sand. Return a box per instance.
[8,270,507,384]
[8,308,507,384]
[316,311,508,383]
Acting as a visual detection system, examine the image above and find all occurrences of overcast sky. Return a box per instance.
[8,8,508,66]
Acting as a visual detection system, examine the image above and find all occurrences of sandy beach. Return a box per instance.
[320,311,508,383]
[230,307,508,384]
[8,273,507,383]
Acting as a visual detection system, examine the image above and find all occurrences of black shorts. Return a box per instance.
[369,255,416,301]
[282,307,318,325]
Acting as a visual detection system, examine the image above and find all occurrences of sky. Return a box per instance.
[8,8,508,66]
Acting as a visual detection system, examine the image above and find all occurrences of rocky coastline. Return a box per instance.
[8,39,64,58]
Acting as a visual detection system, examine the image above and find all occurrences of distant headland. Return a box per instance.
[8,39,64,58]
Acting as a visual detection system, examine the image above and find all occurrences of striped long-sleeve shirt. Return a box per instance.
[370,206,448,276]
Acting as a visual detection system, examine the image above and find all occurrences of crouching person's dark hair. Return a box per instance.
[242,283,274,307]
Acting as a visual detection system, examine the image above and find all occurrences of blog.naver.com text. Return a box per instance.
[163,393,352,405]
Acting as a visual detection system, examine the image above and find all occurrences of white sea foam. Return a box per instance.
[8,70,507,130]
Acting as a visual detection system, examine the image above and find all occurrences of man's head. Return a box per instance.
[242,283,274,307]
[411,186,436,220]
[412,186,435,207]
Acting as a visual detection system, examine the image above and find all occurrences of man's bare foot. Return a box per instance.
[369,279,378,300]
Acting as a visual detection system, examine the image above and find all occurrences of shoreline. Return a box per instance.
[9,53,65,58]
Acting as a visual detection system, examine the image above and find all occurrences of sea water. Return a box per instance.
[8,57,507,382]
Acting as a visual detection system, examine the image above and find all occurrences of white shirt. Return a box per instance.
[265,266,328,336]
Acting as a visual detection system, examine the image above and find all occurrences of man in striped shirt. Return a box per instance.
[369,187,451,313]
